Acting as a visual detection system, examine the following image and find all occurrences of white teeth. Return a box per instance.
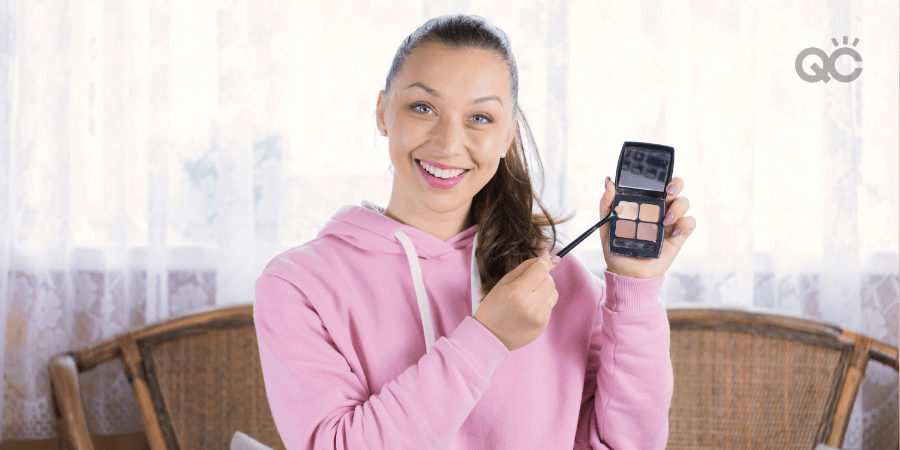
[419,160,465,179]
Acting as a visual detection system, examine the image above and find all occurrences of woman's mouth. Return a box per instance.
[416,159,469,189]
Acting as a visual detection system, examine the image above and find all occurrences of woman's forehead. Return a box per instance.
[393,43,513,103]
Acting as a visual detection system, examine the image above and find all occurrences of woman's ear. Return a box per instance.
[376,90,388,135]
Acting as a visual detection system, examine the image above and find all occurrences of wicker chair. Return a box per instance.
[48,303,899,449]
[49,303,285,450]
[667,307,899,450]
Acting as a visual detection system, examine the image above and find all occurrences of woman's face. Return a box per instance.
[376,42,516,227]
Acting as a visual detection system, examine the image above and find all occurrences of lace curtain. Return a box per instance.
[1,0,897,448]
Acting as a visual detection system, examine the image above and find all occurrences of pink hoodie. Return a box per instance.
[254,201,673,450]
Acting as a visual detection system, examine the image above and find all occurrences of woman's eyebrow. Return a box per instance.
[405,82,504,106]
[473,95,502,106]
[406,82,442,98]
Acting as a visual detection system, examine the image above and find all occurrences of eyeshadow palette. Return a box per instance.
[609,141,674,259]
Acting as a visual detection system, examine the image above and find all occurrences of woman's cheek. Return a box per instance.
[393,119,425,150]
[482,134,508,156]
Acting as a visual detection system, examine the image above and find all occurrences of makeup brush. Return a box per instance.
[555,204,625,258]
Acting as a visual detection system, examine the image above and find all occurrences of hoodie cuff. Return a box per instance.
[602,270,665,312]
[446,316,511,379]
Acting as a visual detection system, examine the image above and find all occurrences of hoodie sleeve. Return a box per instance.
[254,272,511,450]
[577,271,673,450]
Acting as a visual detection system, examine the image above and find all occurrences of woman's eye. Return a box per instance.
[472,114,493,124]
[411,103,433,114]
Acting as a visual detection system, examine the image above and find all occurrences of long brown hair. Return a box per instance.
[384,14,574,297]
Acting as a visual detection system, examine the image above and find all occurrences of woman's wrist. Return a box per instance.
[603,270,665,312]
[605,263,664,279]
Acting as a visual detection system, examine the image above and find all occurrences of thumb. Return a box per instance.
[599,176,616,218]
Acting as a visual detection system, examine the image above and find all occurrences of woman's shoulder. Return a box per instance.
[256,234,378,314]
[260,234,366,281]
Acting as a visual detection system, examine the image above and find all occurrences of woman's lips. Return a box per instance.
[416,161,468,189]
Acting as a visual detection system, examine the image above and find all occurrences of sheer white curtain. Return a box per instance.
[1,0,897,447]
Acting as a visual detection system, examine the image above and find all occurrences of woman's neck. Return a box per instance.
[382,203,473,242]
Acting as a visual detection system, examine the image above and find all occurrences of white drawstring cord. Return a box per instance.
[394,230,437,353]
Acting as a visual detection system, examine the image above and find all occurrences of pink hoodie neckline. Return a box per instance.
[316,200,479,259]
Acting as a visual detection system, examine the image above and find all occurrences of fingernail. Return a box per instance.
[605,176,611,188]
[672,227,681,237]
[667,183,677,194]
[550,255,561,264]
[663,213,674,226]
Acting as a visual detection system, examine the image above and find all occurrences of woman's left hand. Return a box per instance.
[597,176,696,279]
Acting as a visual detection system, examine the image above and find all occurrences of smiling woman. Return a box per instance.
[2,0,896,447]
[375,16,576,297]
[254,14,686,450]
[377,44,515,234]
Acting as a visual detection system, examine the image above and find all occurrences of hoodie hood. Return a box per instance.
[316,200,483,353]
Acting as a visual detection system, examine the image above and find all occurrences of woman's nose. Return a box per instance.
[430,116,467,153]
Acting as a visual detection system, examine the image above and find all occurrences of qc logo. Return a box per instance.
[795,36,862,83]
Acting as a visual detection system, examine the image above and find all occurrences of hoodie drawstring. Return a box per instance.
[394,230,437,353]
[470,232,483,316]
[393,230,483,354]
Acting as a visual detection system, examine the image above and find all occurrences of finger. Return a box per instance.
[541,248,561,271]
[498,257,542,287]
[534,271,556,300]
[670,215,696,240]
[665,215,697,250]
[658,215,695,263]
[599,176,616,218]
[540,287,559,308]
[664,176,684,206]
[500,250,561,287]
[661,196,690,230]
[540,289,560,324]
[514,256,553,292]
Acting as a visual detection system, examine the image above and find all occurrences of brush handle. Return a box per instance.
[555,211,617,258]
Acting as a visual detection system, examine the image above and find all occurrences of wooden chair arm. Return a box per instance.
[870,339,899,371]
[49,353,95,450]
[70,337,121,372]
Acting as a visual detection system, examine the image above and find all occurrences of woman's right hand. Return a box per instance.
[472,252,559,351]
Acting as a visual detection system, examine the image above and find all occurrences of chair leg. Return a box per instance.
[826,334,873,448]
[117,334,170,450]
[49,353,95,450]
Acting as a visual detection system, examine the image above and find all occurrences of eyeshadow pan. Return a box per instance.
[618,201,639,220]
[637,222,657,241]
[615,220,636,238]
[639,204,660,222]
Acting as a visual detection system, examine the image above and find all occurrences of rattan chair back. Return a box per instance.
[50,303,286,450]
[666,307,898,450]
[50,304,898,450]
